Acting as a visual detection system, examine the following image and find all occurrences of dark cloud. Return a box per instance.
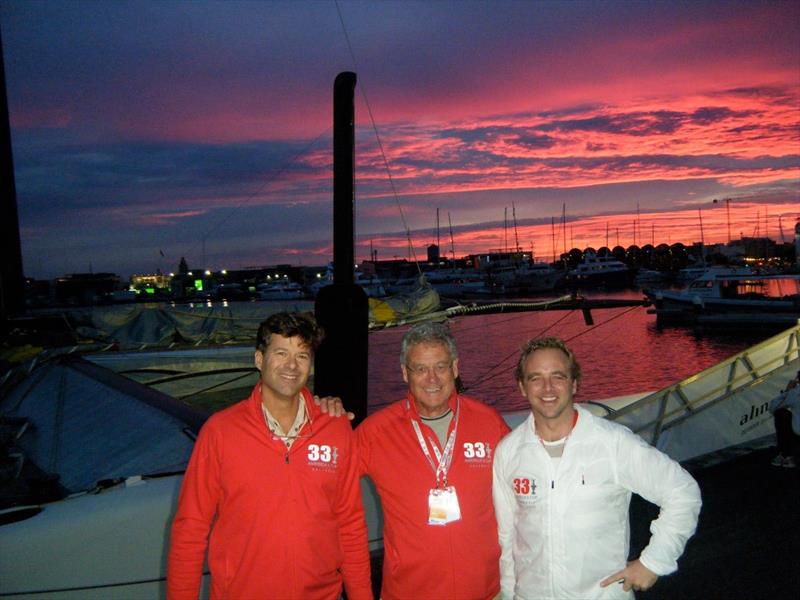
[13,133,328,220]
[512,134,558,150]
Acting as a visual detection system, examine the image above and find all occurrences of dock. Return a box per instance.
[632,446,800,599]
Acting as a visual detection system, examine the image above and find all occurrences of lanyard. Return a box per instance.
[410,396,460,488]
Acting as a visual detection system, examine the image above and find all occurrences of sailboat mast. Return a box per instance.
[448,212,456,263]
[504,207,508,253]
[0,27,25,322]
[436,207,440,252]
[315,71,368,425]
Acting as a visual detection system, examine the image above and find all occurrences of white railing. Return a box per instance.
[606,323,800,462]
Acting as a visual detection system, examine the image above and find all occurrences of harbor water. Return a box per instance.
[367,289,765,414]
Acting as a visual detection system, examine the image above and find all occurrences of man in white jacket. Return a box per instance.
[492,337,701,599]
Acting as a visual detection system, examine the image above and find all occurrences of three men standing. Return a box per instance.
[493,337,701,599]
[168,313,700,600]
[167,312,371,600]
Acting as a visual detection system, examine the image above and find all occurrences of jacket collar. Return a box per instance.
[526,403,586,442]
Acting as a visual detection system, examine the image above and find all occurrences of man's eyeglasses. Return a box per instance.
[405,362,453,377]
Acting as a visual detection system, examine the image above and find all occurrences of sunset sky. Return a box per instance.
[1,0,798,278]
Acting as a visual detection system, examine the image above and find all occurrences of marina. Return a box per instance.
[1,2,798,596]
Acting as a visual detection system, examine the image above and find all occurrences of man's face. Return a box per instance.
[518,347,577,428]
[254,333,312,403]
[401,341,459,418]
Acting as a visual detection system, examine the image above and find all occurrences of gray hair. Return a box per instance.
[400,321,458,365]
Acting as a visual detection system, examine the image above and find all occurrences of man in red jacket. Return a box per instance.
[167,312,372,600]
[357,321,510,600]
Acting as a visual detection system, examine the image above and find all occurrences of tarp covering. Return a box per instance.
[1,356,201,493]
[41,282,441,347]
[66,301,313,347]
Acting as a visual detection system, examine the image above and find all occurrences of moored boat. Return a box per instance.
[567,252,632,288]
[646,267,800,327]
[257,280,307,300]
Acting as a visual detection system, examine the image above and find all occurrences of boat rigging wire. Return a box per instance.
[334,0,421,272]
[462,309,578,392]
[463,303,647,393]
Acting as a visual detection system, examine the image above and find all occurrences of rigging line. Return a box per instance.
[464,305,643,392]
[334,0,421,273]
[197,127,332,247]
[561,304,643,345]
[450,310,551,335]
[463,310,578,391]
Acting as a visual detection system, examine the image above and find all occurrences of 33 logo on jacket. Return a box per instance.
[307,443,339,472]
[462,441,493,466]
[512,476,539,506]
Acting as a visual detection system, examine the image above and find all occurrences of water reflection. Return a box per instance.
[368,290,763,414]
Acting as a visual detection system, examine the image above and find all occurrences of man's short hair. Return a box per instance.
[400,321,458,365]
[256,312,324,353]
[515,337,581,384]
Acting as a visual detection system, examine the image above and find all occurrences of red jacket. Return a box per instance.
[357,392,510,600]
[167,385,372,600]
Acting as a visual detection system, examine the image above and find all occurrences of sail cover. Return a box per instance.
[1,355,204,493]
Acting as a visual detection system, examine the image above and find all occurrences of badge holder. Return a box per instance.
[428,478,461,526]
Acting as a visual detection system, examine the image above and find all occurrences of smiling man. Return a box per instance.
[492,337,701,599]
[357,321,510,600]
[167,312,371,600]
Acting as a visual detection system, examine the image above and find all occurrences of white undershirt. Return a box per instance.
[420,409,454,448]
[541,436,567,468]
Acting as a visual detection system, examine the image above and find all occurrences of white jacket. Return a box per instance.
[492,405,701,600]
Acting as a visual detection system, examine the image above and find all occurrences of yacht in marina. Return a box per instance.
[567,252,632,287]
[646,266,800,327]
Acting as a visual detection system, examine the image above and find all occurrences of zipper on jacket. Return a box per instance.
[284,451,289,464]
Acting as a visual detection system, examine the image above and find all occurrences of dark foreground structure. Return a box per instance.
[633,447,800,599]
[368,446,799,600]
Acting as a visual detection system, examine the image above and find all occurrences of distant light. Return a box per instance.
[221,269,227,275]
[169,272,175,277]
[205,270,211,276]
[188,271,193,276]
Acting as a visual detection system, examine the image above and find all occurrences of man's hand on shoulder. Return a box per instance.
[599,559,658,593]
[314,395,355,421]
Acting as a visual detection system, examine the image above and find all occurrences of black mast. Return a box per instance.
[314,72,369,425]
[0,26,25,327]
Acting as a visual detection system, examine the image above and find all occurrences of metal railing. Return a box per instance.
[607,323,800,461]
